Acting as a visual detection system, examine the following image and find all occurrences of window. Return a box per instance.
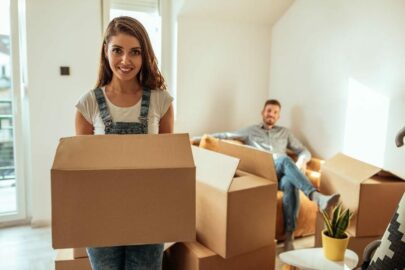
[0,0,16,216]
[109,0,162,67]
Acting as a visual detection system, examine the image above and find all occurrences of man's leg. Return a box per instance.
[275,156,316,197]
[275,156,340,211]
[279,176,300,251]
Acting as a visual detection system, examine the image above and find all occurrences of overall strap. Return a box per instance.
[139,88,151,127]
[94,88,113,128]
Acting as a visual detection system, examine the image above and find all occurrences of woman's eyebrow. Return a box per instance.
[110,45,141,50]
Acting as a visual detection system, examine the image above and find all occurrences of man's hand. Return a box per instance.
[190,137,200,146]
[295,157,307,173]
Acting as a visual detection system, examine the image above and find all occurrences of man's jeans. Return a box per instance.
[87,244,163,270]
[275,156,316,233]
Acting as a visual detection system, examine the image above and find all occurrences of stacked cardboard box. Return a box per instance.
[165,142,278,269]
[51,134,196,269]
[55,249,91,270]
[315,153,405,266]
[163,240,276,270]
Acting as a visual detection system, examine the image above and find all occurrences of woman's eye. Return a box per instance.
[112,48,122,54]
[131,49,141,56]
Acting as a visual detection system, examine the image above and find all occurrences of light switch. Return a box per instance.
[60,66,70,76]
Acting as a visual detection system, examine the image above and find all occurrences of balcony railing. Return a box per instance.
[0,100,14,181]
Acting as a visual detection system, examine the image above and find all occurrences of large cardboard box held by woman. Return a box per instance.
[51,133,196,249]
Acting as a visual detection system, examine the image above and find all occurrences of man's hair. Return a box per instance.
[263,99,281,109]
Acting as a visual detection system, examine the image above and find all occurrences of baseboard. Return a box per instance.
[0,218,31,228]
[30,219,51,228]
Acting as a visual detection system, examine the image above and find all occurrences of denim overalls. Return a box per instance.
[87,88,164,270]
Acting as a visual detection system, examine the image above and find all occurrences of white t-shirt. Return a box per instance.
[75,87,173,134]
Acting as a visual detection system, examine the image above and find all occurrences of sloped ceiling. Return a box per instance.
[179,0,294,25]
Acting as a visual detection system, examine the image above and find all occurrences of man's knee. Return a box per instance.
[280,180,295,193]
[277,155,295,167]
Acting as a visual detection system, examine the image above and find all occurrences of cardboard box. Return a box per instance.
[320,153,405,237]
[192,142,277,258]
[51,134,196,249]
[55,249,91,270]
[163,241,276,270]
[315,213,380,266]
[73,248,87,259]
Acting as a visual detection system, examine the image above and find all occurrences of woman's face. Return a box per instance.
[105,33,142,82]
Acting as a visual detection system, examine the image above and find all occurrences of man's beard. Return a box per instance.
[264,117,275,126]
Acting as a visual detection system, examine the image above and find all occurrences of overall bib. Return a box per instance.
[87,88,164,270]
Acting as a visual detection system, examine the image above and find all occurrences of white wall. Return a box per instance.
[174,0,293,135]
[269,0,405,178]
[174,17,272,135]
[25,0,102,225]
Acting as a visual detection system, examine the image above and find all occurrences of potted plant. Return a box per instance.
[321,203,353,261]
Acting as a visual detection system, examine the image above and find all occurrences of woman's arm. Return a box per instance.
[159,104,174,134]
[75,110,94,135]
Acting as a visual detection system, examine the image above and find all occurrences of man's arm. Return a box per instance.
[287,131,311,171]
[192,127,251,145]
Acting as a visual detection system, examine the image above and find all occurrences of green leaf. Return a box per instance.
[321,210,333,236]
[321,202,352,238]
[331,203,342,236]
[336,209,350,238]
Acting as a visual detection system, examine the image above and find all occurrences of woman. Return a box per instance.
[75,16,173,270]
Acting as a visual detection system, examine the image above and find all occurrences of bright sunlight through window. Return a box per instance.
[343,78,390,167]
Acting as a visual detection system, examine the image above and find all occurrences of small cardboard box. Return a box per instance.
[51,134,196,248]
[163,240,276,270]
[315,212,380,267]
[192,142,277,258]
[320,153,405,237]
[73,248,87,259]
[55,249,91,270]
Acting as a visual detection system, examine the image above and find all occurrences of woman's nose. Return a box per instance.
[121,53,130,64]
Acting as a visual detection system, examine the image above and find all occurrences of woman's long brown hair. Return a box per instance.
[95,16,166,90]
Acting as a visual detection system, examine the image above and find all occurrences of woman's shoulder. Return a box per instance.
[149,89,173,116]
[149,89,173,102]
[76,88,101,114]
[78,88,98,103]
[150,88,171,96]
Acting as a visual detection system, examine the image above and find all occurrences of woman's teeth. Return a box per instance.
[119,67,132,72]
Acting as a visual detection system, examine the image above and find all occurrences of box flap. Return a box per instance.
[376,170,405,181]
[323,153,381,183]
[52,133,194,170]
[192,146,239,192]
[216,140,276,181]
[228,173,273,192]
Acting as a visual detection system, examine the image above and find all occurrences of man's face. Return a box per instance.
[262,104,280,127]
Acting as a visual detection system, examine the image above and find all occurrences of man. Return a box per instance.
[193,99,340,251]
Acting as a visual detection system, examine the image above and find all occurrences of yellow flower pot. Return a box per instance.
[322,229,350,261]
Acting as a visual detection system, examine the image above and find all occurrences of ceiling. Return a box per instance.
[179,0,295,25]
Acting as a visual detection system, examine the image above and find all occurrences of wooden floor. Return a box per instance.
[0,226,55,270]
[0,225,314,270]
